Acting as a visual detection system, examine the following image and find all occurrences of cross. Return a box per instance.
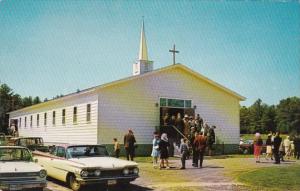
[169,44,179,65]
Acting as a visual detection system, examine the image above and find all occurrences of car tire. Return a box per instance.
[243,149,249,154]
[68,174,82,191]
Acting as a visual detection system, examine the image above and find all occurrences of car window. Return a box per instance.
[56,146,66,158]
[0,148,32,161]
[66,146,108,158]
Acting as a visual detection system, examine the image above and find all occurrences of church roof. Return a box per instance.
[9,64,245,114]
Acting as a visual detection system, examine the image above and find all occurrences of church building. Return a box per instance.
[8,22,245,155]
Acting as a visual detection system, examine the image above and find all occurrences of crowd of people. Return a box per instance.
[253,132,300,164]
[151,113,217,169]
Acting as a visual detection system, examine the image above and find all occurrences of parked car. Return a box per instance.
[239,139,267,154]
[8,137,49,152]
[33,144,139,191]
[0,146,47,191]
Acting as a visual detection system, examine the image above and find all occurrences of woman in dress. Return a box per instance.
[159,133,170,169]
[151,132,160,168]
[253,132,263,163]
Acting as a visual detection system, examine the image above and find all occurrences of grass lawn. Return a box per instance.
[237,165,300,191]
[241,134,288,140]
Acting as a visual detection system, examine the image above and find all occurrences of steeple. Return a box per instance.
[139,20,148,61]
[133,19,153,76]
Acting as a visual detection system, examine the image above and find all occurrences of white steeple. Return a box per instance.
[133,19,153,76]
[138,20,148,61]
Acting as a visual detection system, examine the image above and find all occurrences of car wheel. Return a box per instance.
[243,149,249,154]
[68,174,82,191]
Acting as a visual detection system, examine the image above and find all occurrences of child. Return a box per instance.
[151,132,160,168]
[179,138,189,169]
[113,138,120,158]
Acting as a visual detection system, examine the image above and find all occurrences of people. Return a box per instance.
[207,125,216,156]
[123,129,136,161]
[151,132,160,168]
[194,131,207,168]
[189,127,197,167]
[294,134,300,160]
[179,138,189,169]
[253,133,263,163]
[159,133,170,169]
[265,134,273,160]
[273,132,282,164]
[113,138,120,158]
[283,136,291,160]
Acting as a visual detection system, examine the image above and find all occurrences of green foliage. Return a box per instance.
[0,83,41,133]
[240,97,300,134]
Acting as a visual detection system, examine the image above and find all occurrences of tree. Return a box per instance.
[33,96,41,104]
[261,105,277,133]
[240,106,250,134]
[276,97,300,134]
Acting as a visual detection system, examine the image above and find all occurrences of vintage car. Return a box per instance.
[0,146,47,191]
[33,144,139,191]
[8,137,49,152]
[239,139,267,154]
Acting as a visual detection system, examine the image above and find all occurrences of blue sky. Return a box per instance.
[0,0,299,106]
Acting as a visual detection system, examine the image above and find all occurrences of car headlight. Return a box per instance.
[39,170,47,178]
[80,170,89,177]
[94,169,101,176]
[123,168,129,175]
[133,167,139,174]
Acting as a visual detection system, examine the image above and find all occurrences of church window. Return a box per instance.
[52,111,56,125]
[62,109,66,125]
[37,114,39,127]
[86,104,91,122]
[19,118,21,128]
[25,117,27,128]
[160,98,192,108]
[73,107,77,124]
[44,113,47,126]
[30,115,33,128]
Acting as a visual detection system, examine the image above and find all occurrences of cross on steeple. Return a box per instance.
[169,44,179,65]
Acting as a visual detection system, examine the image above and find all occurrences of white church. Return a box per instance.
[8,22,245,155]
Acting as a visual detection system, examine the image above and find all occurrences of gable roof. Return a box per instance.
[9,64,245,114]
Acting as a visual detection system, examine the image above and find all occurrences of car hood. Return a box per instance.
[69,157,138,169]
[0,161,43,173]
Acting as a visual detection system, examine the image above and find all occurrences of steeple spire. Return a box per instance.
[133,19,153,76]
[139,19,148,61]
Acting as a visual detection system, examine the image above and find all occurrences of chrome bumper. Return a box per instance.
[0,179,47,190]
[77,175,139,185]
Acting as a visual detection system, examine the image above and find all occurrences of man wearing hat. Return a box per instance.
[124,129,137,161]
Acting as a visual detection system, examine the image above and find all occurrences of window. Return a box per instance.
[159,98,192,108]
[37,114,39,127]
[86,104,91,122]
[25,117,27,128]
[56,147,66,158]
[19,118,21,128]
[52,111,56,125]
[62,109,66,125]
[73,107,77,124]
[44,113,47,126]
[30,115,33,127]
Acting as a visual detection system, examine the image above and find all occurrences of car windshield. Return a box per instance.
[0,148,32,161]
[66,146,109,158]
[19,138,43,147]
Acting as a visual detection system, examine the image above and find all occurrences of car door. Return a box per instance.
[50,146,69,182]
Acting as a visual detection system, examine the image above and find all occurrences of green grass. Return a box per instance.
[237,165,300,191]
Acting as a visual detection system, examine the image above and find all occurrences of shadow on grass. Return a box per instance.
[46,177,153,191]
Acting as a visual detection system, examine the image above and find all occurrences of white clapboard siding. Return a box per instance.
[97,67,240,145]
[10,93,98,144]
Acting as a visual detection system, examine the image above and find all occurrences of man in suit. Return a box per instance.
[124,129,136,161]
[194,131,207,168]
[273,132,282,164]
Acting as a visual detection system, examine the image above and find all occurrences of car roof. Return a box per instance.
[0,145,29,149]
[49,144,106,149]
